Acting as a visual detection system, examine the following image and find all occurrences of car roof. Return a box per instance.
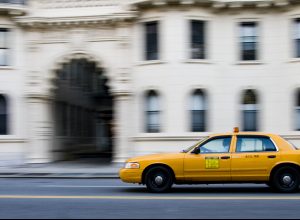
[208,132,277,138]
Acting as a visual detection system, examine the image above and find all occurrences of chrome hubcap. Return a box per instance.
[282,175,292,185]
[154,176,164,185]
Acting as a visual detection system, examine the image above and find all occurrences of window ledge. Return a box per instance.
[0,66,14,70]
[183,59,212,64]
[288,58,300,63]
[235,61,264,65]
[136,60,166,66]
[131,133,210,142]
[0,137,26,143]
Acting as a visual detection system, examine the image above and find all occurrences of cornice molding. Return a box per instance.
[0,2,28,16]
[38,0,120,9]
[14,12,138,27]
[129,0,294,9]
[12,0,300,27]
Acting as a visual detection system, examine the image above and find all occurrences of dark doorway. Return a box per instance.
[53,59,114,162]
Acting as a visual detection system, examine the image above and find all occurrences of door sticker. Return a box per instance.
[205,157,220,169]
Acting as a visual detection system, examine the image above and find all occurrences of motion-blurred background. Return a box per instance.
[0,0,299,167]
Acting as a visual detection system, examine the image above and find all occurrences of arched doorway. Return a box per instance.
[53,58,114,162]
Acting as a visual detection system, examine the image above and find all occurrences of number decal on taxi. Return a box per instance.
[205,157,220,169]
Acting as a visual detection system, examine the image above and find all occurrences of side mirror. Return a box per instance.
[191,147,200,154]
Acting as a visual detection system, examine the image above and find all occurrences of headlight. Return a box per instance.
[124,162,140,169]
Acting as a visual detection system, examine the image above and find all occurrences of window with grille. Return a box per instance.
[145,91,160,133]
[294,19,300,58]
[0,29,9,66]
[0,95,8,135]
[190,20,206,59]
[242,90,258,131]
[190,90,206,132]
[145,21,159,61]
[240,22,258,61]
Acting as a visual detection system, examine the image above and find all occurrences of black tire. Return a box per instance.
[265,182,273,187]
[266,181,277,192]
[271,166,300,193]
[145,166,173,193]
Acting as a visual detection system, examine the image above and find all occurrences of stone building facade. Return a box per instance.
[0,0,300,164]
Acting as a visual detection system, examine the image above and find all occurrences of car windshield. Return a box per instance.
[181,137,209,153]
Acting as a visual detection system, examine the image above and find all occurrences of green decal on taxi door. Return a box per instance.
[205,157,220,169]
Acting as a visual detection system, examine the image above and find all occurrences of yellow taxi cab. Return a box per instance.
[119,128,300,193]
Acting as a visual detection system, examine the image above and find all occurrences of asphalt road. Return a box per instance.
[0,178,299,219]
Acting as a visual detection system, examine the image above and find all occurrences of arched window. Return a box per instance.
[242,89,258,131]
[145,91,160,133]
[0,95,7,135]
[295,90,300,130]
[190,89,206,132]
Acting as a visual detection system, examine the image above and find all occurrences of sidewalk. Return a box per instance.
[0,161,123,178]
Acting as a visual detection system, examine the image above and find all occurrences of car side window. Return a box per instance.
[236,136,277,152]
[199,137,232,153]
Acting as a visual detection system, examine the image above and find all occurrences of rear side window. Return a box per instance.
[279,136,298,150]
[236,136,277,152]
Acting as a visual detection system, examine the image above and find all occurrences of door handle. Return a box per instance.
[268,155,276,159]
[220,156,230,160]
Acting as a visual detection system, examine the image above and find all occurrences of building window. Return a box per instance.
[145,91,160,133]
[294,19,300,58]
[0,95,8,135]
[242,90,258,131]
[295,90,300,130]
[145,21,159,61]
[0,28,9,66]
[190,89,206,132]
[190,20,206,59]
[240,22,258,61]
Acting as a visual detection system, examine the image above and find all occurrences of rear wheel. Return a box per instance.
[145,166,173,193]
[271,166,300,193]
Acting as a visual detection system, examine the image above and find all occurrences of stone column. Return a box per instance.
[24,34,55,163]
[111,67,133,163]
[26,95,54,163]
[112,94,133,163]
[111,22,134,163]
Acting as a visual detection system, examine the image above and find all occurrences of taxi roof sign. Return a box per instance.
[233,127,239,133]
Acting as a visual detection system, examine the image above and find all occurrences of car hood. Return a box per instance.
[126,152,186,162]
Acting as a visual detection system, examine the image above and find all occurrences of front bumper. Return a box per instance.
[119,168,142,183]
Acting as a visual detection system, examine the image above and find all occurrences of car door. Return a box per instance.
[231,135,281,181]
[184,136,233,182]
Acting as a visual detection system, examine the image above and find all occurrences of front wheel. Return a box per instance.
[145,166,173,193]
[271,166,300,193]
